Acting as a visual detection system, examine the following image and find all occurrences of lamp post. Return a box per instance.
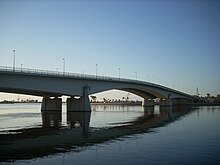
[118,68,120,79]
[135,72,137,81]
[96,64,98,78]
[21,64,23,72]
[13,50,15,71]
[62,58,65,75]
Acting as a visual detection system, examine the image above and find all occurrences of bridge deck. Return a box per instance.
[0,66,190,98]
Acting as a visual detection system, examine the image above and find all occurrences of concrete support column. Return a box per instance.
[41,97,62,111]
[83,85,91,112]
[160,94,172,107]
[67,97,83,111]
[67,85,91,112]
[142,98,154,107]
[167,94,172,106]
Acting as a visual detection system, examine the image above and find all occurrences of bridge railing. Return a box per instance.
[0,65,188,96]
[0,65,138,83]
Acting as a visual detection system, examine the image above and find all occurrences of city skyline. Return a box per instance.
[0,0,220,100]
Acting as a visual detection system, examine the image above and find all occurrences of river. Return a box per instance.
[0,103,220,165]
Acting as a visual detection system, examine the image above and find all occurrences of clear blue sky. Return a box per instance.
[0,0,220,100]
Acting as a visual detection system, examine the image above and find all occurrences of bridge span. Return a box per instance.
[0,66,193,112]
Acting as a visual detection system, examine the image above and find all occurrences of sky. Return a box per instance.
[0,0,220,101]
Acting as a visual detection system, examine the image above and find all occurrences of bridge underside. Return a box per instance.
[0,87,62,97]
[0,86,192,112]
[0,87,163,99]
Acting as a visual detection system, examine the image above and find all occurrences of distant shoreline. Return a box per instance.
[91,102,142,106]
[0,102,220,106]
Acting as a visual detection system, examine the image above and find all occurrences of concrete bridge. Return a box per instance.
[0,66,193,112]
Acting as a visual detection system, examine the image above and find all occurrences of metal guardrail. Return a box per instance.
[0,65,189,96]
[0,65,141,83]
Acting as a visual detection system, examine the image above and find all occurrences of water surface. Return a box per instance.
[0,103,219,165]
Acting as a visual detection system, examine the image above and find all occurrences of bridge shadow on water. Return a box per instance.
[0,105,195,163]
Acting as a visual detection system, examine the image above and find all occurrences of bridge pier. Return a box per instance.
[160,99,172,106]
[67,97,83,111]
[67,85,91,112]
[160,94,172,106]
[41,97,62,111]
[82,85,91,112]
[172,98,190,106]
[142,98,154,107]
[160,97,192,106]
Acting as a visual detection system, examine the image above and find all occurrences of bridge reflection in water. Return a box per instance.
[0,106,193,163]
[41,110,91,137]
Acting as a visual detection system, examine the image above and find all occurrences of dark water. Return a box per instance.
[0,104,220,165]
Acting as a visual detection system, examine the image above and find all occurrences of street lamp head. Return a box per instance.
[13,50,15,52]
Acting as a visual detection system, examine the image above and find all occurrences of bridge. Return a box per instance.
[0,66,193,112]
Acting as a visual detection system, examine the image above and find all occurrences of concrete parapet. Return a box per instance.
[41,97,62,111]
